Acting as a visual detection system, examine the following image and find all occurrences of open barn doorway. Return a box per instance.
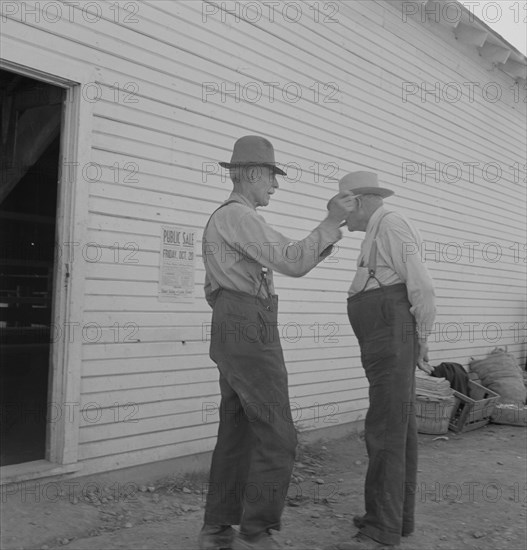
[0,69,64,466]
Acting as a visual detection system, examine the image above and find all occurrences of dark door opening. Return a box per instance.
[0,70,64,466]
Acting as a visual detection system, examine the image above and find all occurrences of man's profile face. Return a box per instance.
[345,197,365,231]
[249,166,278,207]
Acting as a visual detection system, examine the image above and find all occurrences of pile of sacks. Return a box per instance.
[415,369,454,400]
[414,369,456,434]
[469,348,527,426]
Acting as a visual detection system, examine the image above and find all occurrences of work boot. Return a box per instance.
[232,530,282,549]
[198,524,235,550]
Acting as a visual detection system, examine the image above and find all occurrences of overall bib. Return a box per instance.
[346,213,418,546]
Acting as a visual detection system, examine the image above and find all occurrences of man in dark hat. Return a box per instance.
[199,136,357,550]
[330,172,436,550]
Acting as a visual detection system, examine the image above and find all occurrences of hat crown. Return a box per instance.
[229,135,277,166]
[337,171,394,198]
[339,171,379,193]
[220,135,286,176]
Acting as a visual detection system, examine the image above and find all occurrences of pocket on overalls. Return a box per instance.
[256,311,268,345]
[380,298,394,326]
[257,309,280,347]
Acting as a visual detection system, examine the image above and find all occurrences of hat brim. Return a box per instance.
[219,162,286,176]
[347,186,394,198]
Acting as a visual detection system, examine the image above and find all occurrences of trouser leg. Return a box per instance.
[347,286,418,546]
[204,374,252,525]
[402,375,417,536]
[207,291,297,535]
[236,373,297,536]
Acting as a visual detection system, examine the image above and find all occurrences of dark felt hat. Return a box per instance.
[219,135,286,176]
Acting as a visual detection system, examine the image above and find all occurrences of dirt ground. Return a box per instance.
[1,423,526,550]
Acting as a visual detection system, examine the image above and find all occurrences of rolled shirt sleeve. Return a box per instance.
[203,196,342,304]
[376,217,436,338]
[223,207,341,277]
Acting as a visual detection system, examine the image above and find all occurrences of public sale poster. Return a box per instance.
[158,225,196,302]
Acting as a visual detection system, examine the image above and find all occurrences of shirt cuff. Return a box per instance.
[317,219,342,249]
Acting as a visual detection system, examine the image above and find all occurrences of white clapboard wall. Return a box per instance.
[3,0,525,476]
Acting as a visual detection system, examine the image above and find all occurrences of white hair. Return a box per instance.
[360,194,384,206]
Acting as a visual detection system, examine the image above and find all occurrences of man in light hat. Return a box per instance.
[331,171,436,550]
[199,136,356,550]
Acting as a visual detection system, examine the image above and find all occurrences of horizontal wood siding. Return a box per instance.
[2,0,525,476]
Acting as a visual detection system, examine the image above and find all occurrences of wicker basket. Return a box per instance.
[491,403,527,426]
[449,380,500,433]
[415,396,456,434]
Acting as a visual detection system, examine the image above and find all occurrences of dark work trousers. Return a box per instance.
[347,283,418,547]
[204,288,298,537]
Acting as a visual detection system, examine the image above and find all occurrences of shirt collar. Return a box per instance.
[226,191,255,210]
[365,205,386,235]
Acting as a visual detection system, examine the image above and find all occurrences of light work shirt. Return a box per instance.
[203,192,341,306]
[348,206,436,336]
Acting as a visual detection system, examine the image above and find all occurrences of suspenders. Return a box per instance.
[202,199,239,243]
[203,200,272,305]
[359,211,393,293]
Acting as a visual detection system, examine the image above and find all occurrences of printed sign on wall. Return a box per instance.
[159,225,195,302]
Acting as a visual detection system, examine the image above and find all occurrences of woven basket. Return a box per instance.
[491,403,527,426]
[415,396,456,434]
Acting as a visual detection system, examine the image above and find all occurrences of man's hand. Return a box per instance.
[327,191,358,224]
[417,341,434,374]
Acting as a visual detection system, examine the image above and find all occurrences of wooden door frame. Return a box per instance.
[0,59,94,481]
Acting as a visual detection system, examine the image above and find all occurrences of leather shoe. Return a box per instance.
[353,515,366,530]
[198,524,235,550]
[232,530,282,549]
[339,533,396,549]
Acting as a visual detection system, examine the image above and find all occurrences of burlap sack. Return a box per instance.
[469,348,526,405]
